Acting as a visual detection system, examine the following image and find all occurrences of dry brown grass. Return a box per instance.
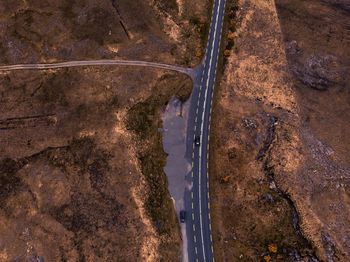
[0,0,203,260]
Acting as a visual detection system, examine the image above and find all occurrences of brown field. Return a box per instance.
[0,0,208,260]
[211,0,349,261]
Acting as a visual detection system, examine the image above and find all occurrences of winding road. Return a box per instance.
[185,0,226,261]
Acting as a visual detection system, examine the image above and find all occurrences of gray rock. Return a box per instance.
[293,55,340,90]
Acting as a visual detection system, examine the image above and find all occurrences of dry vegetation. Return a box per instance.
[0,0,207,260]
[0,66,167,261]
[211,0,349,261]
[275,0,350,260]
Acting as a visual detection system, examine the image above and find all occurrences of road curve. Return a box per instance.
[0,59,193,77]
[185,0,226,261]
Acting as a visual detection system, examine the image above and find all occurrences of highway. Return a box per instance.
[185,0,226,261]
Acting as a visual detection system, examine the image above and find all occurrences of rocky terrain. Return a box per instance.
[211,0,349,261]
[276,0,350,260]
[0,0,208,261]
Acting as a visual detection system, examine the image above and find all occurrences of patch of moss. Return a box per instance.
[0,158,24,201]
[127,74,192,139]
[223,0,239,64]
[156,0,179,14]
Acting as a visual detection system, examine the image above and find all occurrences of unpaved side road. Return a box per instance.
[162,96,192,262]
[0,60,194,77]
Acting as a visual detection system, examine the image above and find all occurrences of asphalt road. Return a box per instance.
[185,0,226,261]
